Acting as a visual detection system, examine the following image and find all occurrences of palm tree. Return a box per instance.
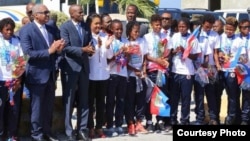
[79,0,156,18]
[113,0,157,18]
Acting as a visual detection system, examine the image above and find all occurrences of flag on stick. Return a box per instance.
[182,25,200,59]
[150,85,170,117]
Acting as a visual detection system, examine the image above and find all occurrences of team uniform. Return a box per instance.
[169,32,201,125]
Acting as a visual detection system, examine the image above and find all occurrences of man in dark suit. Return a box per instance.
[122,4,149,38]
[20,4,65,141]
[59,4,94,141]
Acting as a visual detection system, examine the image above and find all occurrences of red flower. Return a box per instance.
[160,38,168,47]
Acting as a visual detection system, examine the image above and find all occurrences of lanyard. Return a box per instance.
[153,32,160,57]
[113,39,121,53]
[0,36,13,65]
[221,35,235,55]
[240,33,250,60]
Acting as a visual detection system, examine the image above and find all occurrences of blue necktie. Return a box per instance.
[76,24,82,38]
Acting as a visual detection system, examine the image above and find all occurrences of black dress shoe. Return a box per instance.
[31,137,47,141]
[44,134,59,141]
[65,135,76,141]
[77,130,90,141]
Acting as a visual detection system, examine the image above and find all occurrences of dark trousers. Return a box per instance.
[145,71,169,123]
[241,90,250,122]
[125,76,146,123]
[87,80,108,129]
[170,73,193,124]
[193,80,205,122]
[61,68,89,136]
[193,80,219,122]
[106,74,127,128]
[27,76,55,139]
[220,71,241,123]
[0,81,22,138]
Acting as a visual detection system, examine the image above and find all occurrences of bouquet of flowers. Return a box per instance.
[5,55,27,106]
[157,38,168,57]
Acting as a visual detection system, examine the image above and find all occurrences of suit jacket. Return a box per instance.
[59,20,92,74]
[122,21,149,38]
[20,22,58,84]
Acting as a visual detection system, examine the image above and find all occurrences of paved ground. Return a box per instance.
[18,77,229,141]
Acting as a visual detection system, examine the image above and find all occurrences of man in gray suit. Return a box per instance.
[59,4,94,141]
[122,4,149,38]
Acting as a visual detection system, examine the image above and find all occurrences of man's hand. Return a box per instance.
[49,39,65,54]
[57,39,66,53]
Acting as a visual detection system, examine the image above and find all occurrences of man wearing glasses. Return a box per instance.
[161,12,172,37]
[20,4,65,141]
[26,2,35,22]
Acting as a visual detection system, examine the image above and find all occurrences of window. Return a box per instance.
[68,0,77,5]
[239,13,249,22]
[226,13,236,18]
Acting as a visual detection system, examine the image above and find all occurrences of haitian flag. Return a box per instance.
[235,63,250,90]
[182,25,201,59]
[223,46,244,84]
[150,85,170,117]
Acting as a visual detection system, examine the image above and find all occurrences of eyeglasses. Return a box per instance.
[161,17,171,21]
[26,11,32,15]
[36,10,50,15]
[240,26,250,30]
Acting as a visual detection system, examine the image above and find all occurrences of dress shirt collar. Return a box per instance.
[34,20,45,29]
[72,19,81,26]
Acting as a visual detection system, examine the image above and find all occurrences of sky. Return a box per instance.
[159,0,181,8]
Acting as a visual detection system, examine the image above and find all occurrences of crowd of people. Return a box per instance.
[0,2,250,141]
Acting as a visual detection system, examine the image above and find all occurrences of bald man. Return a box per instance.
[122,4,149,38]
[60,4,93,141]
[22,16,30,26]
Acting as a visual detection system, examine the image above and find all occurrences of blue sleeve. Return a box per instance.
[19,25,50,60]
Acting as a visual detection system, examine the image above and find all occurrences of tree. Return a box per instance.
[50,10,69,27]
[79,0,94,5]
[79,0,156,18]
[113,0,156,18]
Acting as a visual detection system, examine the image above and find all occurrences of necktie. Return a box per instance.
[76,24,82,38]
[41,25,49,46]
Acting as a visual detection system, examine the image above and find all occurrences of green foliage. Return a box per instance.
[113,0,156,18]
[79,0,94,5]
[79,0,156,19]
[50,10,69,27]
[15,23,22,32]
